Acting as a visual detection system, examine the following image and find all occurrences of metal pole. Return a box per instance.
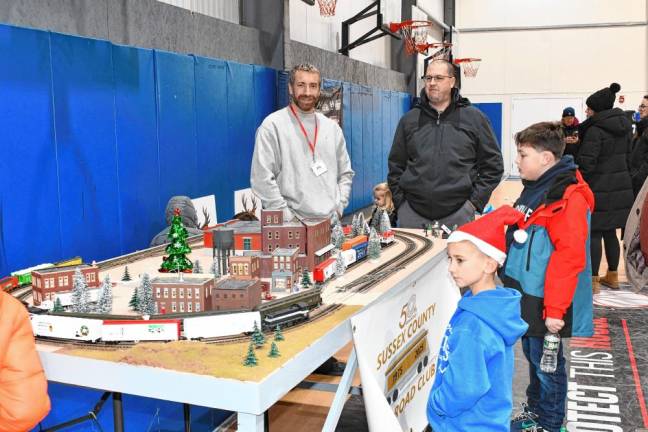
[183,403,191,432]
[113,392,125,432]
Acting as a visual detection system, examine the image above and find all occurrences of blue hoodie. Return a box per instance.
[427,287,528,431]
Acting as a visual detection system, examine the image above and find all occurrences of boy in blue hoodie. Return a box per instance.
[427,206,529,431]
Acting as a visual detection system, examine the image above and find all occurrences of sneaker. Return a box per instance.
[511,403,539,430]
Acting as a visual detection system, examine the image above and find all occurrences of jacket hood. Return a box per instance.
[416,87,471,116]
[458,287,528,346]
[580,108,632,138]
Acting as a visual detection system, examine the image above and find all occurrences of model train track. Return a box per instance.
[336,231,434,294]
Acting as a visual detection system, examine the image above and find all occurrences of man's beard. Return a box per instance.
[292,95,319,112]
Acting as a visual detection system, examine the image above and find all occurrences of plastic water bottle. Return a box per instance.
[540,332,560,373]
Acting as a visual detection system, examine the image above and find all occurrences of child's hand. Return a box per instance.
[545,317,565,333]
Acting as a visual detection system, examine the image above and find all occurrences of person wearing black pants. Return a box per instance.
[577,83,634,293]
[590,230,621,289]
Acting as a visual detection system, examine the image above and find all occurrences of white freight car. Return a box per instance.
[341,249,357,267]
[101,320,180,342]
[183,311,262,340]
[30,314,103,342]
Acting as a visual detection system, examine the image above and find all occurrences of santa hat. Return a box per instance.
[447,205,525,266]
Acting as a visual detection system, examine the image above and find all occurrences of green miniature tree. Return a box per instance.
[122,266,132,282]
[128,287,140,311]
[243,342,258,367]
[268,341,281,358]
[251,320,266,348]
[368,227,381,262]
[159,208,193,273]
[52,297,64,312]
[274,325,285,341]
[300,269,312,290]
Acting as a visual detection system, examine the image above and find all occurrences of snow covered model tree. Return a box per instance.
[300,268,312,290]
[274,325,285,341]
[128,287,140,311]
[192,259,203,274]
[363,221,371,236]
[251,321,266,348]
[331,223,345,249]
[122,266,132,282]
[52,297,64,312]
[380,210,392,234]
[368,228,381,262]
[330,212,341,229]
[243,342,258,367]
[350,214,360,237]
[268,341,281,358]
[159,208,193,273]
[71,268,91,313]
[334,250,347,277]
[138,273,157,315]
[97,275,113,313]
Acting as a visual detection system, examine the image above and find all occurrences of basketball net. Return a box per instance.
[317,0,337,17]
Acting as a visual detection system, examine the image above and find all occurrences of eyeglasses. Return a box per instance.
[640,104,647,109]
[422,75,454,83]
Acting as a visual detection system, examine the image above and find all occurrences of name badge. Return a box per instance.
[311,159,328,176]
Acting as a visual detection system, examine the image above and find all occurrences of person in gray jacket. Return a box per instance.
[251,63,354,221]
[388,60,503,229]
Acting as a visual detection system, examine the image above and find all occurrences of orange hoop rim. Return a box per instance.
[388,20,434,33]
[453,57,481,64]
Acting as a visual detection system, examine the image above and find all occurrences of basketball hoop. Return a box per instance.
[421,42,453,59]
[316,0,337,17]
[453,58,482,77]
[389,20,434,55]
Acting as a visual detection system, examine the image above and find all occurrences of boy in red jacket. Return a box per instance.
[502,122,594,431]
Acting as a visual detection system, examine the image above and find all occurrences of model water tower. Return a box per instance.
[212,228,234,276]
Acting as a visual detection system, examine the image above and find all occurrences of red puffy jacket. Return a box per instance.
[0,292,50,431]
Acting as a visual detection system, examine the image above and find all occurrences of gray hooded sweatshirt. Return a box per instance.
[251,106,354,221]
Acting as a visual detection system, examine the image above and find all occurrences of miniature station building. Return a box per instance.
[31,264,100,306]
[152,277,214,314]
[203,209,332,293]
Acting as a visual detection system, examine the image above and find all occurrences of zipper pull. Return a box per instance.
[436,112,441,125]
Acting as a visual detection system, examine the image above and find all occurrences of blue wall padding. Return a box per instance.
[50,33,123,262]
[112,45,161,254]
[0,22,409,276]
[473,102,503,149]
[0,25,62,273]
[155,50,199,209]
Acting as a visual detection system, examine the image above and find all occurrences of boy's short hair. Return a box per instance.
[515,121,565,159]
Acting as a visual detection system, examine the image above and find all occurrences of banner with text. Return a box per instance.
[351,256,460,432]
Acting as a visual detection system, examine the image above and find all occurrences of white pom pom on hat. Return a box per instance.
[513,229,528,244]
[447,205,525,265]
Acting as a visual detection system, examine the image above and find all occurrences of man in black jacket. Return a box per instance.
[387,60,503,229]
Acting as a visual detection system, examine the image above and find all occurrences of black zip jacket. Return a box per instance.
[387,88,503,221]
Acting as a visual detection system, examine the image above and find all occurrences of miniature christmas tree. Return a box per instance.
[71,268,90,313]
[193,259,203,274]
[334,251,346,277]
[368,228,381,262]
[210,258,220,278]
[159,208,193,273]
[268,341,281,358]
[52,297,64,312]
[371,208,384,232]
[356,213,366,235]
[331,223,345,249]
[243,342,258,367]
[274,325,285,341]
[138,273,156,315]
[300,268,312,290]
[363,221,371,236]
[380,210,392,233]
[97,275,113,313]
[251,320,266,348]
[122,266,132,282]
[128,287,140,311]
[330,211,341,229]
[350,214,360,237]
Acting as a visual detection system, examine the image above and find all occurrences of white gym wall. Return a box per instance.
[290,0,401,69]
[455,0,648,176]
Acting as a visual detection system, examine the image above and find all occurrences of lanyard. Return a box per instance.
[289,104,318,160]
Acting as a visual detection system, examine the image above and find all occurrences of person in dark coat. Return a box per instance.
[388,59,503,229]
[629,95,648,196]
[576,83,634,292]
[561,106,581,157]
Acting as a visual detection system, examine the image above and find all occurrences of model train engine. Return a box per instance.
[257,286,322,330]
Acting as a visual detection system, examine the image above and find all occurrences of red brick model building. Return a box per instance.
[152,277,214,314]
[229,255,260,279]
[211,278,262,311]
[32,264,99,306]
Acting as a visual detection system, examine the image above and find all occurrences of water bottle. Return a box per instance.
[540,332,560,373]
